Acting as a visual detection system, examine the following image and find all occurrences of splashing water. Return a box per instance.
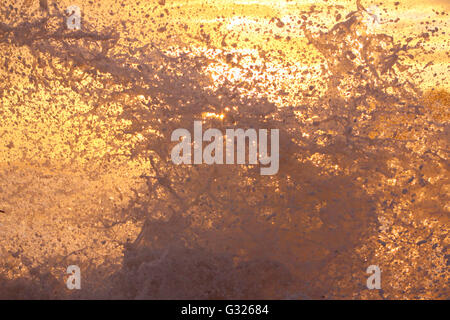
[0,0,448,299]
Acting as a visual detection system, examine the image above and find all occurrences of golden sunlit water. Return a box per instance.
[0,0,448,299]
